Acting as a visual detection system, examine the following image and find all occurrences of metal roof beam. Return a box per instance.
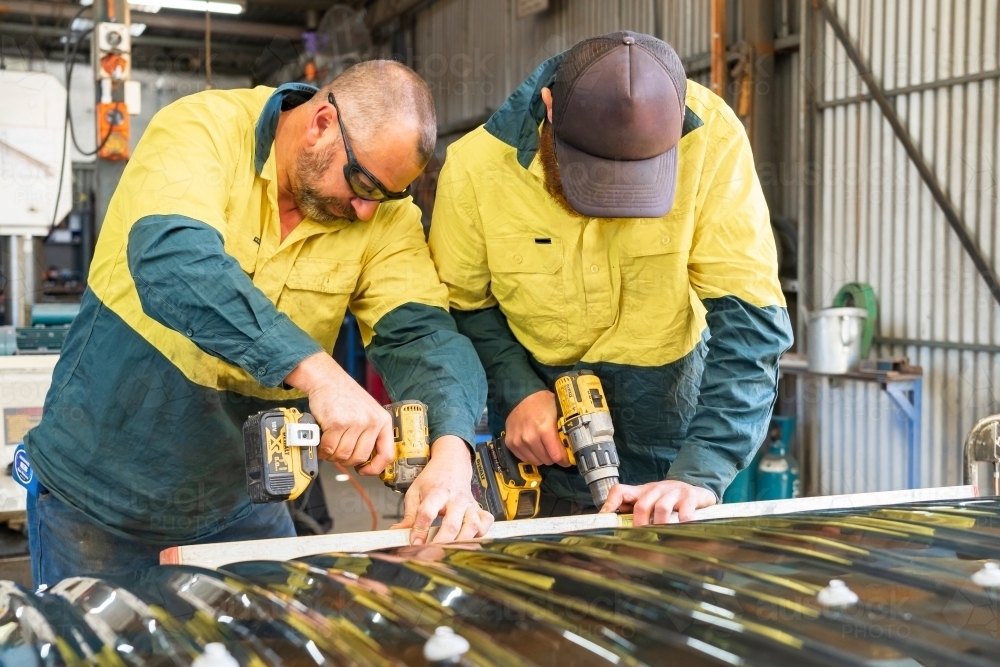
[0,0,304,40]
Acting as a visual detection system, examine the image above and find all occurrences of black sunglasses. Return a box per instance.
[328,92,411,202]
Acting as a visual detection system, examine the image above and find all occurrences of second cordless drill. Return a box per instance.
[473,370,621,519]
[553,370,621,508]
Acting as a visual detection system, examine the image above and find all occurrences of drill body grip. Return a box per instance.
[361,400,430,493]
[554,370,621,506]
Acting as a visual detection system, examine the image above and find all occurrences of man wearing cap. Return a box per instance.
[429,32,793,525]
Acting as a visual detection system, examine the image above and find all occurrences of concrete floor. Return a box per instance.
[318,460,408,533]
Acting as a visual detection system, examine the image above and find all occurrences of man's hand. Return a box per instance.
[392,435,494,546]
[284,352,394,472]
[601,480,717,525]
[504,390,570,467]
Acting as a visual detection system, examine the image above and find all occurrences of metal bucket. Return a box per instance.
[807,307,868,373]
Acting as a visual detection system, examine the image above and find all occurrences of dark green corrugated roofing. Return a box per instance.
[2,498,1000,666]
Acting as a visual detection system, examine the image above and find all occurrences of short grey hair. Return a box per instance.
[318,60,437,166]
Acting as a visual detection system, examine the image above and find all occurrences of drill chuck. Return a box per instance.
[554,371,621,508]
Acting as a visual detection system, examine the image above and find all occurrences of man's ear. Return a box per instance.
[540,87,554,123]
[306,102,336,148]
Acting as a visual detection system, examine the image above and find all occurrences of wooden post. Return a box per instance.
[710,0,727,96]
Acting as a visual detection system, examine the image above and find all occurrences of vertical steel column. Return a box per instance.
[742,0,776,201]
[92,0,130,235]
[798,0,821,495]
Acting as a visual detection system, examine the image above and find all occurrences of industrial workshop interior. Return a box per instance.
[1,0,1000,664]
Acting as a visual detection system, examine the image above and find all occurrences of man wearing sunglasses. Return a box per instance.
[430,33,793,525]
[24,60,491,586]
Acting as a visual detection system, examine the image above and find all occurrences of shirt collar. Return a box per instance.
[255,82,319,176]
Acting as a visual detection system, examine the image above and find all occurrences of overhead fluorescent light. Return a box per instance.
[128,0,244,14]
[129,23,147,36]
[70,17,95,31]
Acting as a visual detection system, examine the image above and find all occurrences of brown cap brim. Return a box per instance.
[555,133,678,218]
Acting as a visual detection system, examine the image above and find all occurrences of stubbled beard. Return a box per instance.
[539,121,583,217]
[292,143,358,223]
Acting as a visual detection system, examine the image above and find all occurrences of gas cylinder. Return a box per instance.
[755,438,800,500]
[723,466,755,503]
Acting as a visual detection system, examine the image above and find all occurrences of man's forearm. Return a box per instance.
[451,306,548,421]
[365,303,487,446]
[667,296,793,499]
[127,214,322,387]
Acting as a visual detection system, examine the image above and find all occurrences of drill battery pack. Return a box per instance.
[245,408,320,503]
[471,434,542,521]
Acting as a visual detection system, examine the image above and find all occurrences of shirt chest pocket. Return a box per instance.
[620,228,692,341]
[486,237,567,346]
[279,258,361,352]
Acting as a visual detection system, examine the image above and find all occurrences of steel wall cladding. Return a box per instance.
[412,0,710,142]
[805,0,1000,494]
[2,499,1000,665]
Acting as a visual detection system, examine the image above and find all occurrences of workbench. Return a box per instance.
[0,354,57,522]
[779,353,923,489]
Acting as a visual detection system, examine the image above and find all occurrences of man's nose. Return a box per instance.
[351,198,379,221]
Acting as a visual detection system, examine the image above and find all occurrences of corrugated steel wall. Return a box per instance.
[805,0,1000,493]
[402,0,1000,496]
[412,0,711,144]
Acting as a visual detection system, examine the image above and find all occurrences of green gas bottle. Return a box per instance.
[755,430,800,501]
[723,465,756,503]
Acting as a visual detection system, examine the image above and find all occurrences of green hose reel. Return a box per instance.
[833,282,878,359]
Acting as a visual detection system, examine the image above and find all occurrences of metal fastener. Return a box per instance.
[817,579,858,608]
[972,562,1000,588]
[424,626,470,664]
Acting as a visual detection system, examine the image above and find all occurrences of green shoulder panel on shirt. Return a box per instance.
[365,302,486,446]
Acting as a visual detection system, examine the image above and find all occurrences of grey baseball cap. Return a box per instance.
[551,31,687,218]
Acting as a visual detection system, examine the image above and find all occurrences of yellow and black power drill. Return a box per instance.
[244,401,430,503]
[244,407,321,503]
[360,400,430,493]
[472,370,621,520]
[554,370,621,508]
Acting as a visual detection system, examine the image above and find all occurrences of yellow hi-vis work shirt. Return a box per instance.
[26,84,485,542]
[430,56,792,503]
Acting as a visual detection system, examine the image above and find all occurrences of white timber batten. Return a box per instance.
[161,485,979,570]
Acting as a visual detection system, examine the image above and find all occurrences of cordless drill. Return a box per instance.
[360,400,430,493]
[473,370,621,520]
[245,401,430,503]
[554,370,621,508]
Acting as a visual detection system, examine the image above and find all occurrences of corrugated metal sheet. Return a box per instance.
[3,498,1000,665]
[413,0,711,142]
[806,0,1000,494]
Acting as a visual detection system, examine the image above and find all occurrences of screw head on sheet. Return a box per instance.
[972,562,1000,588]
[424,627,470,664]
[818,579,859,608]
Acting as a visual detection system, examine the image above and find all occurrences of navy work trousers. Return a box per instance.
[27,490,295,588]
